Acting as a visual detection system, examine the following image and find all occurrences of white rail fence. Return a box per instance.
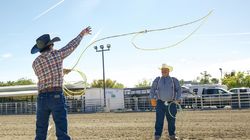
[0,93,249,115]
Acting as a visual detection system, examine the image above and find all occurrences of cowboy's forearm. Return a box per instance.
[59,35,83,59]
[59,27,91,59]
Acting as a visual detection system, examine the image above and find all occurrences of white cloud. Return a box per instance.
[1,53,13,59]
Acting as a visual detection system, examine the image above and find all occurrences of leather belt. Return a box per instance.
[158,100,173,104]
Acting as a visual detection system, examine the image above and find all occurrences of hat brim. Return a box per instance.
[31,45,40,54]
[159,66,173,72]
[31,37,61,54]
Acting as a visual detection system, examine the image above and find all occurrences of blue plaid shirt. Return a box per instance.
[150,76,181,101]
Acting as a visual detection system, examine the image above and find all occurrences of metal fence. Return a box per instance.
[124,97,152,111]
[0,98,124,115]
[0,102,36,115]
[181,93,250,109]
[0,93,249,115]
[124,93,250,111]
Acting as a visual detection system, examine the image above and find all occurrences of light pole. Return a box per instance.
[219,68,222,84]
[94,44,111,107]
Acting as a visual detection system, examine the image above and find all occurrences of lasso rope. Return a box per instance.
[131,11,212,50]
[63,10,213,96]
[63,69,87,96]
[166,101,183,119]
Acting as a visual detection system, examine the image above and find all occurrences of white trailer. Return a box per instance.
[84,88,124,111]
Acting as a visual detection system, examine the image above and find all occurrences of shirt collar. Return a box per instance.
[162,75,170,78]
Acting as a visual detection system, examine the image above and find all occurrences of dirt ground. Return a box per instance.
[0,109,249,140]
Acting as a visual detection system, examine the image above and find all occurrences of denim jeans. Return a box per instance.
[155,100,177,137]
[35,91,71,140]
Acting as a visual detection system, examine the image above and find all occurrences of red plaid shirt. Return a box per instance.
[32,35,82,93]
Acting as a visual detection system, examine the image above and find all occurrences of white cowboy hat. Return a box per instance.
[159,63,173,72]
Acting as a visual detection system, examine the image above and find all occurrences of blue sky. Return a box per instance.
[0,0,250,87]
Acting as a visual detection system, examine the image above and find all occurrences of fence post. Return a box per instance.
[15,102,17,114]
[5,103,8,114]
[237,93,241,109]
[25,102,27,114]
[200,96,204,109]
[105,99,111,112]
[0,103,2,115]
[82,97,85,113]
[21,102,23,114]
[134,97,138,111]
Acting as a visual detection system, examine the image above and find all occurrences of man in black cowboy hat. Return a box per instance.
[32,26,91,140]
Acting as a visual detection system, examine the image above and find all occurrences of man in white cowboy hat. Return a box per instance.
[32,26,92,140]
[150,63,181,140]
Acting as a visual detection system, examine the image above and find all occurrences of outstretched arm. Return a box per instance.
[59,26,92,59]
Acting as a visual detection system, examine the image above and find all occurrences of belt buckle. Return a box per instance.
[164,101,168,106]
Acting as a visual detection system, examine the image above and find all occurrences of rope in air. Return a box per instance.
[131,10,212,50]
[63,10,213,96]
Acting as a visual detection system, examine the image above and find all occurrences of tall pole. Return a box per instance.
[94,44,111,107]
[219,68,222,84]
[101,48,106,107]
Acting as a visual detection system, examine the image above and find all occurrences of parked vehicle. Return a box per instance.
[229,87,250,109]
[229,87,250,94]
[180,86,197,108]
[200,88,232,108]
[186,84,228,96]
[181,84,232,109]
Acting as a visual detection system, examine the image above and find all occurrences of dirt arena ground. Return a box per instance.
[0,109,249,140]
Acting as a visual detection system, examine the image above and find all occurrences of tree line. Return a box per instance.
[1,71,250,89]
[0,78,34,87]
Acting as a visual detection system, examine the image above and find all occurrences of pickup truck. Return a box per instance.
[201,88,232,108]
[181,88,232,109]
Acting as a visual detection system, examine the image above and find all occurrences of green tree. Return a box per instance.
[199,71,211,84]
[90,78,124,88]
[0,78,34,87]
[135,79,151,88]
[15,78,34,85]
[211,78,219,84]
[222,71,250,89]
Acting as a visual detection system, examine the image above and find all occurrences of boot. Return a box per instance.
[155,135,161,140]
[169,135,178,140]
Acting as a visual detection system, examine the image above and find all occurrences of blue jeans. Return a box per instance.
[35,91,71,140]
[155,100,177,137]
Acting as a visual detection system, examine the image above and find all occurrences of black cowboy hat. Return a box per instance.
[31,34,61,54]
